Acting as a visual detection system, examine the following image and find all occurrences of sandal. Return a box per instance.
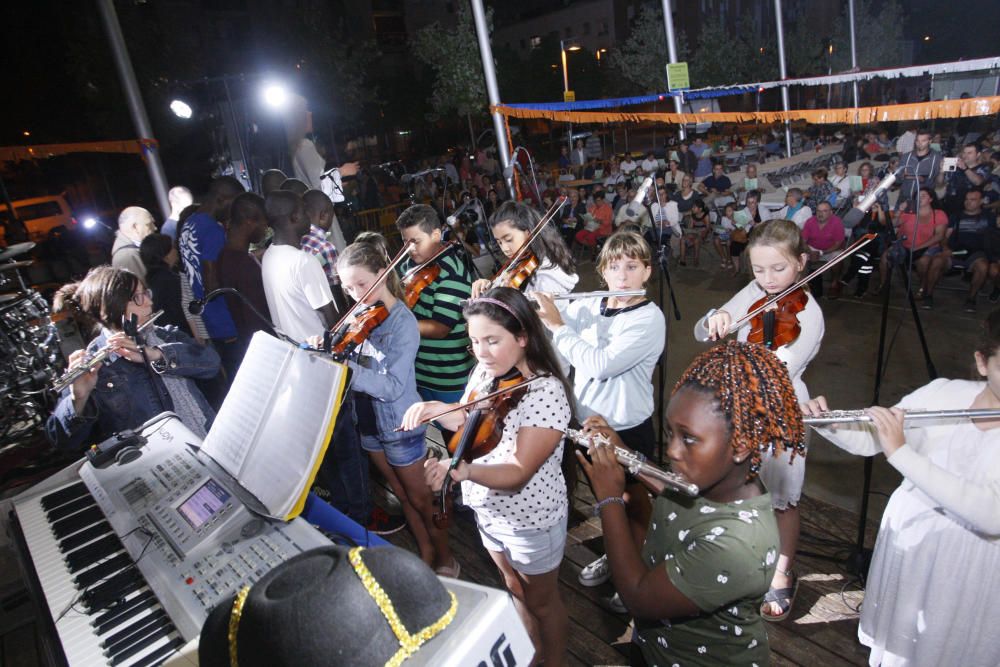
[760,571,798,622]
[435,559,461,579]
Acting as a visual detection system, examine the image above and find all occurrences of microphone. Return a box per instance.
[401,167,445,184]
[503,147,526,180]
[841,167,901,228]
[626,177,654,217]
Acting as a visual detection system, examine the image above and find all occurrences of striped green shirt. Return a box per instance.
[400,250,475,393]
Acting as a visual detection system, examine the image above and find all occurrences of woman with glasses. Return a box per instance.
[47,265,220,451]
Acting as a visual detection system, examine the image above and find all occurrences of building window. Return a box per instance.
[529,35,542,49]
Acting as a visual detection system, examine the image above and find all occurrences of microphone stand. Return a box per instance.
[191,288,301,347]
[798,181,936,583]
[652,187,682,464]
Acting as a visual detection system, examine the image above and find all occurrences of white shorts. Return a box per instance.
[477,514,568,576]
[759,440,807,510]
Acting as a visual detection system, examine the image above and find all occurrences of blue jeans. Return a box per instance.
[316,392,371,524]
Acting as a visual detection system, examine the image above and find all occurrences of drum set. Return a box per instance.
[0,242,66,445]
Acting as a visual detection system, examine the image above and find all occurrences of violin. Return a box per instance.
[418,371,547,528]
[746,288,808,349]
[327,302,390,358]
[488,196,567,291]
[696,233,877,348]
[401,242,456,308]
[323,240,414,356]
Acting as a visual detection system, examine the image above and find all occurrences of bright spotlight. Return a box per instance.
[170,99,193,119]
[261,82,289,110]
[82,217,99,229]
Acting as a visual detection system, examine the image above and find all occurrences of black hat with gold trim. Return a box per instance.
[199,545,458,667]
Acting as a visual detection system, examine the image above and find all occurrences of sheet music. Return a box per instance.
[201,332,346,518]
[201,333,293,477]
[242,352,343,517]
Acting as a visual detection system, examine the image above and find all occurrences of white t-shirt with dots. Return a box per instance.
[460,366,571,532]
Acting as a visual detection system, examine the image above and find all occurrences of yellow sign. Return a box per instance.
[667,62,690,91]
[564,90,576,103]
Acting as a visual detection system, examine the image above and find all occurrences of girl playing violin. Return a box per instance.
[534,230,666,612]
[406,287,573,665]
[470,200,578,299]
[696,218,825,621]
[579,341,803,666]
[316,241,457,573]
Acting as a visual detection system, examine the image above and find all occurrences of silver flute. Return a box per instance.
[805,408,1000,426]
[53,311,164,393]
[566,428,700,497]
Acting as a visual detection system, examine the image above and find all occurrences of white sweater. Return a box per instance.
[817,378,1000,537]
[553,297,665,430]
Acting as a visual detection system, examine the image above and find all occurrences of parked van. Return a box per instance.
[0,195,77,245]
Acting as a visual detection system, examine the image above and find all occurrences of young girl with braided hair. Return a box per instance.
[694,218,825,621]
[579,341,805,666]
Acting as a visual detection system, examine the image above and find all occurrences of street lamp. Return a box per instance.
[559,39,581,155]
[169,99,193,119]
[261,81,290,110]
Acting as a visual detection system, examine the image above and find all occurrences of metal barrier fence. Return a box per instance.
[348,202,408,252]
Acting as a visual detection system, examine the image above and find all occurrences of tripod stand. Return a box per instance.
[654,234,682,464]
[800,208,937,581]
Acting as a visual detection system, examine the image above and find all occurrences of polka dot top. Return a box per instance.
[460,365,572,531]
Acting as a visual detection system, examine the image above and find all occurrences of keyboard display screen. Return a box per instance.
[177,479,229,530]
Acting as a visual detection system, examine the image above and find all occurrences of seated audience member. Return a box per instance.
[801,201,846,297]
[641,151,659,176]
[927,188,994,313]
[261,191,338,343]
[805,168,838,212]
[576,190,615,253]
[140,233,187,330]
[218,193,271,350]
[882,187,947,306]
[680,199,712,267]
[697,162,733,208]
[778,188,813,229]
[829,162,851,207]
[47,266,220,450]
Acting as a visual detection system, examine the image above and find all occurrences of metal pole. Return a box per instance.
[774,0,793,158]
[661,0,686,140]
[96,0,171,220]
[848,0,860,108]
[560,40,574,158]
[469,0,515,199]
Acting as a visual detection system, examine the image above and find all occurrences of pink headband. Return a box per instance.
[466,297,525,330]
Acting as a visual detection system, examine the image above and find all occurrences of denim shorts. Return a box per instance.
[361,432,426,468]
[477,514,568,576]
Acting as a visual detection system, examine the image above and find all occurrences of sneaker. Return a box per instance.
[367,507,406,535]
[990,288,1000,304]
[605,592,627,614]
[578,554,610,587]
[965,297,978,313]
[921,294,934,310]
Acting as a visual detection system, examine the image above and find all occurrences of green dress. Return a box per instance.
[633,492,779,667]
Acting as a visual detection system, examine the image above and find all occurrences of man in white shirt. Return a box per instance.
[261,190,338,343]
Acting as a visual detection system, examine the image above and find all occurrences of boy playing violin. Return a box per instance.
[396,204,476,405]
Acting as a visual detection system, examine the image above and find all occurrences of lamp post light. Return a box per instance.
[559,38,581,155]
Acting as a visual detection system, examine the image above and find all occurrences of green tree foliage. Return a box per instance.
[606,5,689,94]
[411,4,489,120]
[830,0,906,72]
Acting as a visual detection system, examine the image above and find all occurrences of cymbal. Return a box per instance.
[0,242,35,262]
[0,260,32,271]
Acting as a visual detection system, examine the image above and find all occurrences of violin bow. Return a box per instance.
[491,196,568,289]
[728,233,877,335]
[328,239,415,335]
[393,375,549,432]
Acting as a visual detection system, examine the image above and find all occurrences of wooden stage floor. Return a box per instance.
[385,477,878,666]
